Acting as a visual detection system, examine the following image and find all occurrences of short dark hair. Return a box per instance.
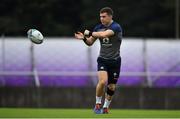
[100,7,113,16]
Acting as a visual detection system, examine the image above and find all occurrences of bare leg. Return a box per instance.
[103,84,116,108]
[96,71,108,97]
[94,71,108,113]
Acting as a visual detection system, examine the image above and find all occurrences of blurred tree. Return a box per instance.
[0,0,177,38]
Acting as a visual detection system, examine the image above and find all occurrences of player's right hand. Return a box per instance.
[74,32,84,40]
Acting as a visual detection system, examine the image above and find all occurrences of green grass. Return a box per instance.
[0,108,180,118]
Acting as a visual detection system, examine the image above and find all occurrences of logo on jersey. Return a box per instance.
[103,38,110,44]
[102,37,112,46]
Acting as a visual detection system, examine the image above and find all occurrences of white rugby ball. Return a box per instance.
[27,29,44,44]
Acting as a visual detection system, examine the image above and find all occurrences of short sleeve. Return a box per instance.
[93,24,101,32]
[109,23,122,33]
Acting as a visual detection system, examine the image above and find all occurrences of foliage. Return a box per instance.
[0,0,177,38]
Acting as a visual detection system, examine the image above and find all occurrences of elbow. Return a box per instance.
[87,43,92,46]
[85,42,93,46]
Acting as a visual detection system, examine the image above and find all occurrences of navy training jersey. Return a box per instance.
[93,21,122,59]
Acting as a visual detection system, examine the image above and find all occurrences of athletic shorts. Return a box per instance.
[97,57,121,84]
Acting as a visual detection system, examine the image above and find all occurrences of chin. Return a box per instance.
[102,22,106,25]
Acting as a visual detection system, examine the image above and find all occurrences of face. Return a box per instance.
[100,12,112,26]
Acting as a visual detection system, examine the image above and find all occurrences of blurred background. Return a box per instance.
[0,0,180,109]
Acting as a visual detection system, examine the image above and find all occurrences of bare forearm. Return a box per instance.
[83,38,92,46]
[92,31,108,38]
[83,37,96,46]
[92,30,114,39]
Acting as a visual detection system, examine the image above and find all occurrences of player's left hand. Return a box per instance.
[74,32,84,40]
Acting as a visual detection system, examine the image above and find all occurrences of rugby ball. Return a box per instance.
[27,29,44,44]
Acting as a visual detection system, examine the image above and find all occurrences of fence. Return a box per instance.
[1,87,180,109]
[0,37,180,87]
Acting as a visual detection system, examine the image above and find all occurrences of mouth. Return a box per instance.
[101,22,107,25]
[101,21,105,24]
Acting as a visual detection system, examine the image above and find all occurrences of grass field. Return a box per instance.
[0,108,180,118]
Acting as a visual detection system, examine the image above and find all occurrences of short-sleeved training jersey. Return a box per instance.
[93,21,122,59]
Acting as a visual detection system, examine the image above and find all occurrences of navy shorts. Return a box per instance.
[97,57,121,84]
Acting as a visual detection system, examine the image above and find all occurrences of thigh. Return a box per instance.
[97,57,108,83]
[97,57,108,71]
[107,58,121,84]
[98,71,108,83]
